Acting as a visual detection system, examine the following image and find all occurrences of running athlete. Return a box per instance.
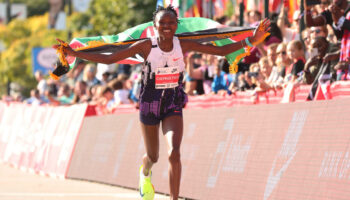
[54,6,270,200]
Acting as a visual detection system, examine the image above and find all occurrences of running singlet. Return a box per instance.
[139,36,188,125]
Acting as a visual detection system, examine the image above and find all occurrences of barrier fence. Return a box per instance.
[1,82,350,199]
[67,97,350,199]
[0,103,87,178]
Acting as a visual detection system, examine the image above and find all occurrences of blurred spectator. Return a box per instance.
[239,22,282,73]
[316,0,331,13]
[35,70,47,96]
[277,4,300,42]
[302,29,312,59]
[98,86,115,114]
[267,43,279,67]
[211,64,232,95]
[185,53,216,95]
[128,65,142,104]
[83,63,100,87]
[72,60,86,81]
[235,69,257,92]
[274,43,292,87]
[43,82,60,106]
[286,40,305,82]
[310,26,328,40]
[335,0,350,80]
[327,26,338,43]
[185,53,204,95]
[202,54,216,94]
[110,78,131,105]
[247,10,262,26]
[25,89,43,105]
[72,80,88,104]
[304,0,350,41]
[253,57,273,95]
[117,64,132,77]
[57,83,73,105]
[96,63,116,85]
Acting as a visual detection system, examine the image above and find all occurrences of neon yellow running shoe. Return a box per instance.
[139,165,155,200]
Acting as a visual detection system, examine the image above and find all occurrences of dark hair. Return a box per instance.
[101,86,113,95]
[153,5,179,24]
[265,22,282,42]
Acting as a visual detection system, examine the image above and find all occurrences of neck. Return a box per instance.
[158,37,173,52]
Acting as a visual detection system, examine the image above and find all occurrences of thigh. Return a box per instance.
[161,115,183,150]
[140,122,160,158]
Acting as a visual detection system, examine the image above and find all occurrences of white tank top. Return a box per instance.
[146,36,185,73]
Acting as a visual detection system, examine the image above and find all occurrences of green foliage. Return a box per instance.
[0,0,156,96]
[0,14,67,96]
[224,0,234,18]
[0,0,49,17]
[69,0,156,36]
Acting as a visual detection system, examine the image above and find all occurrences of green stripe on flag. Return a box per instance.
[214,38,245,74]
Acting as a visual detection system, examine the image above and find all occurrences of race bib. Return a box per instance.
[155,67,180,89]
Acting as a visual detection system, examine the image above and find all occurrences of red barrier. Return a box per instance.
[67,97,350,199]
[0,103,87,178]
[82,81,350,115]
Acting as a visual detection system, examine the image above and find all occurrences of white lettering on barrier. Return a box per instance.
[91,131,115,163]
[171,123,199,181]
[223,135,251,173]
[319,151,350,179]
[206,118,252,187]
[113,119,134,177]
[264,110,308,200]
[207,118,234,188]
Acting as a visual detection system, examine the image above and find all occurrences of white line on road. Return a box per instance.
[0,193,167,199]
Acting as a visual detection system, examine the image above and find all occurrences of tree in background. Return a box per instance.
[0,14,67,96]
[0,0,155,97]
[69,0,155,37]
[0,0,49,17]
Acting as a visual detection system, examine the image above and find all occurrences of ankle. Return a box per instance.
[142,166,150,177]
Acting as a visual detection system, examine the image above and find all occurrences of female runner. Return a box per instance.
[54,6,270,200]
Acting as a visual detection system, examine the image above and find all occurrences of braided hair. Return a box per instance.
[152,5,179,24]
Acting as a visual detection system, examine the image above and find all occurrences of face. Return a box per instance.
[154,11,178,40]
[310,27,326,40]
[277,45,288,63]
[103,91,114,101]
[267,48,277,66]
[259,60,271,76]
[287,43,303,60]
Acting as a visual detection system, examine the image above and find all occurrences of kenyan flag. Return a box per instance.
[52,17,255,79]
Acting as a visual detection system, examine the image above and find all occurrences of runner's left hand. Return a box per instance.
[251,19,271,44]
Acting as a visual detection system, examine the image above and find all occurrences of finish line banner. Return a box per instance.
[67,98,350,199]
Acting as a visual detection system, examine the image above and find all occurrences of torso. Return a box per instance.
[139,36,188,118]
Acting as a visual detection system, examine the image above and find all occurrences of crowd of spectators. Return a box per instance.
[2,0,350,111]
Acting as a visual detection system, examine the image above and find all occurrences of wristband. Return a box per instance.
[245,38,253,47]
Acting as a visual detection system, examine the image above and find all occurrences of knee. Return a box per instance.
[147,153,159,163]
[168,148,181,164]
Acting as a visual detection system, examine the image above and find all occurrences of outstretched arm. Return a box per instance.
[181,19,271,55]
[53,39,151,64]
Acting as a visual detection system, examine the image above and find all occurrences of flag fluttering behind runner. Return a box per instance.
[51,17,268,80]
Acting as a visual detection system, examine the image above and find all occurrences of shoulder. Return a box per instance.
[131,38,152,58]
[132,38,152,49]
